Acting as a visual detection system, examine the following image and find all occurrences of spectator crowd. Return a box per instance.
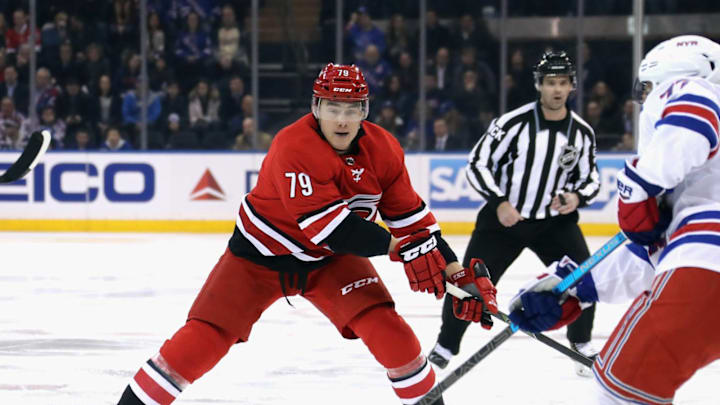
[1,1,718,152]
[333,1,720,152]
[0,0,256,151]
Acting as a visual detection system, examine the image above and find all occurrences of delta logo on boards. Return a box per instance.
[190,169,225,201]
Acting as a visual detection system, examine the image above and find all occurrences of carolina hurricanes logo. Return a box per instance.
[190,169,226,200]
[351,168,364,182]
[346,193,381,219]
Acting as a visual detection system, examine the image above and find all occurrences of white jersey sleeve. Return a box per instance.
[586,243,656,304]
[635,78,720,189]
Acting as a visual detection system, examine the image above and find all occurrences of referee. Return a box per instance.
[429,51,601,376]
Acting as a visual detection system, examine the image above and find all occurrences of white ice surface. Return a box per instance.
[0,234,716,404]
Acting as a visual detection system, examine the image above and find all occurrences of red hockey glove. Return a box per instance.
[390,230,447,299]
[616,159,670,245]
[449,259,498,329]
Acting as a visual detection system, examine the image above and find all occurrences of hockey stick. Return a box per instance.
[0,130,51,183]
[446,283,593,368]
[417,324,516,405]
[493,310,593,367]
[417,233,626,404]
[552,232,627,295]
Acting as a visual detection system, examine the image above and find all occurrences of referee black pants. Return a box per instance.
[437,207,595,354]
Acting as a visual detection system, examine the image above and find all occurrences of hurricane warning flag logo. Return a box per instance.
[191,169,225,200]
[351,168,364,182]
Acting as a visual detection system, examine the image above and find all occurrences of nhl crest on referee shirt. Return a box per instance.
[558,144,580,171]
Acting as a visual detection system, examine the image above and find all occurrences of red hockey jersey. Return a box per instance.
[228,113,439,272]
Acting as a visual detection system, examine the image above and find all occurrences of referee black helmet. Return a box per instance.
[533,51,576,90]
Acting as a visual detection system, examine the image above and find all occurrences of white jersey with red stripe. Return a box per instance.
[634,76,720,275]
[228,113,438,271]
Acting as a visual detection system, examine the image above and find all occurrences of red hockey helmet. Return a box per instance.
[312,63,369,120]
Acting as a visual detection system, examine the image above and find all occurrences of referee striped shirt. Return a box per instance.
[467,101,600,220]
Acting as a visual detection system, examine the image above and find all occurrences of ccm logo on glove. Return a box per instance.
[399,235,438,261]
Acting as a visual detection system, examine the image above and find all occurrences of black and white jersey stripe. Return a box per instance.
[466,101,600,220]
[380,201,441,235]
[237,195,328,262]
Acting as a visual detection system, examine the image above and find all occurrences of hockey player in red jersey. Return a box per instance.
[117,63,498,405]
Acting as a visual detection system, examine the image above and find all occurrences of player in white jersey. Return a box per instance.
[506,35,720,404]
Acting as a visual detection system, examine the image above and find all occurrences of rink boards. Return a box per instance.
[0,151,627,235]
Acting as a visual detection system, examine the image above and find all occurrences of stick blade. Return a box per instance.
[0,130,51,183]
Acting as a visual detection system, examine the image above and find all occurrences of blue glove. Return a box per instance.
[509,292,581,333]
[508,257,597,334]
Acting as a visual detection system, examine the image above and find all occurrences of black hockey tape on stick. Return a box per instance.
[0,130,51,184]
[445,284,593,367]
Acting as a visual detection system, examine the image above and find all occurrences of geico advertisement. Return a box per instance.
[0,152,266,219]
[0,152,627,223]
[426,154,630,223]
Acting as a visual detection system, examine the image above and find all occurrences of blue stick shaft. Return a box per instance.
[552,232,627,295]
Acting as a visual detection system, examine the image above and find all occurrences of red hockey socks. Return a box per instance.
[159,319,237,382]
[119,320,237,404]
[388,357,437,404]
[349,305,438,404]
